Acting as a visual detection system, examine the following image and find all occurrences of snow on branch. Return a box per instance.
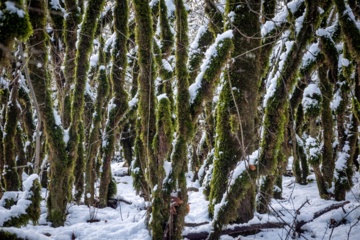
[189,30,233,120]
[261,0,305,37]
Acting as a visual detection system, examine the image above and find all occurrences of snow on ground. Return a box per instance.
[1,162,360,239]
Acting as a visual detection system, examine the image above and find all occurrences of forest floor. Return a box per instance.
[2,161,360,240]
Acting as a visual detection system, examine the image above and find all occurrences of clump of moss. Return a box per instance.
[0,230,24,240]
[0,0,33,64]
[26,179,41,225]
[2,176,41,227]
[3,197,17,210]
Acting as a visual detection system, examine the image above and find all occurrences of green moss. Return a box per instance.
[204,0,223,36]
[208,1,261,228]
[107,176,117,200]
[334,104,358,200]
[132,119,150,218]
[153,97,173,160]
[4,82,20,191]
[0,0,33,64]
[62,0,81,129]
[3,178,41,227]
[27,0,69,227]
[74,122,85,203]
[259,0,321,176]
[208,172,255,240]
[3,198,16,209]
[334,0,360,61]
[208,79,242,217]
[99,0,128,207]
[18,87,35,166]
[190,37,233,121]
[318,66,334,188]
[85,37,109,206]
[188,27,213,84]
[133,0,157,191]
[149,193,163,239]
[293,138,308,185]
[201,151,214,199]
[0,230,25,240]
[159,0,174,57]
[304,92,322,118]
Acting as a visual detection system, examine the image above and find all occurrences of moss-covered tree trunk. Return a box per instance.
[334,48,358,200]
[62,0,81,128]
[208,1,261,228]
[289,80,309,185]
[99,0,129,207]
[257,0,321,213]
[133,0,157,189]
[84,37,109,206]
[165,1,193,238]
[122,52,139,168]
[3,75,20,191]
[133,0,165,238]
[18,87,35,173]
[48,0,65,108]
[27,0,69,227]
[64,0,104,206]
[204,0,223,35]
[68,0,105,182]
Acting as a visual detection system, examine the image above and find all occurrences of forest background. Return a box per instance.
[1,0,360,239]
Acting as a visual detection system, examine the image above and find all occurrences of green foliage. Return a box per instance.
[3,214,29,228]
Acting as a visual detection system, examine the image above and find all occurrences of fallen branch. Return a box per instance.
[295,201,350,233]
[183,201,351,239]
[187,187,199,192]
[108,198,132,207]
[185,222,209,227]
[113,171,130,177]
[182,222,287,240]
